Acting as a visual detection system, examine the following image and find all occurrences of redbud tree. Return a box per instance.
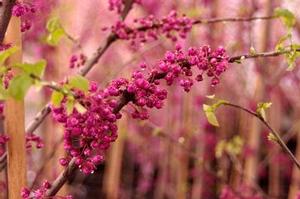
[0,0,300,199]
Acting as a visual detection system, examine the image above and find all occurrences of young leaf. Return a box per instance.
[215,140,226,158]
[256,102,272,120]
[8,74,33,100]
[274,8,296,28]
[66,97,75,115]
[15,60,47,78]
[275,33,291,51]
[225,136,244,156]
[286,48,300,71]
[51,91,64,107]
[46,17,62,32]
[74,102,87,114]
[203,104,219,127]
[68,75,89,92]
[46,17,66,46]
[0,46,19,64]
[46,28,65,46]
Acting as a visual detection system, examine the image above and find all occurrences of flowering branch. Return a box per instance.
[0,0,16,43]
[0,0,134,175]
[26,15,281,140]
[1,45,299,175]
[222,102,300,170]
[42,45,300,197]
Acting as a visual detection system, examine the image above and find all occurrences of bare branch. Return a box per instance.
[229,48,300,63]
[222,102,300,170]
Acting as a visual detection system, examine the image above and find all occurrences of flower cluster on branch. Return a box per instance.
[49,44,228,177]
[109,10,193,46]
[12,1,36,32]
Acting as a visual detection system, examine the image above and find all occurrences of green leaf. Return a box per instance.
[203,104,219,127]
[51,91,64,107]
[8,74,33,100]
[46,17,62,32]
[275,33,291,51]
[68,75,89,92]
[15,60,47,78]
[66,97,74,115]
[286,47,300,71]
[225,136,244,156]
[256,102,272,120]
[0,46,19,64]
[46,28,65,46]
[74,102,87,114]
[46,17,66,46]
[274,8,296,28]
[215,140,226,158]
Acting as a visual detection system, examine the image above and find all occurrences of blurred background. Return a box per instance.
[2,0,300,198]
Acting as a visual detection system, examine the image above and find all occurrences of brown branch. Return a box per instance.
[229,48,300,63]
[193,15,277,25]
[0,0,16,43]
[222,102,300,170]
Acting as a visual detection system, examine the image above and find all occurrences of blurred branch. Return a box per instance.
[222,102,300,170]
[0,0,16,43]
[120,0,134,20]
[229,48,300,63]
[194,15,277,25]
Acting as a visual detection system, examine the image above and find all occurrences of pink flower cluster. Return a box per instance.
[0,135,9,156]
[0,43,12,51]
[127,45,228,119]
[21,181,73,199]
[50,45,228,175]
[12,2,36,32]
[110,11,193,46]
[108,0,142,13]
[69,54,87,69]
[26,133,44,149]
[52,82,122,174]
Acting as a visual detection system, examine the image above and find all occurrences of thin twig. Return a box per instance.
[222,102,300,170]
[193,15,277,25]
[229,48,300,63]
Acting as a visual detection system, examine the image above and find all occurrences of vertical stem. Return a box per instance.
[4,16,27,199]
